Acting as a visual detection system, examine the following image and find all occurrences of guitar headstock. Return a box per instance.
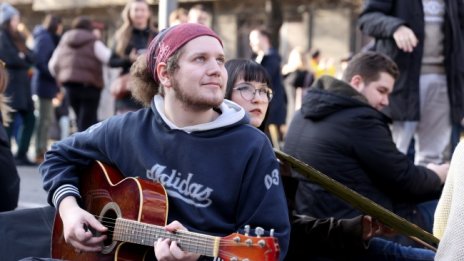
[218,228,280,261]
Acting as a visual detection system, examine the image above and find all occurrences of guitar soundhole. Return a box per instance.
[102,208,117,246]
[99,202,122,254]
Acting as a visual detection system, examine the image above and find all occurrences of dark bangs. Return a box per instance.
[225,58,271,99]
[240,61,271,86]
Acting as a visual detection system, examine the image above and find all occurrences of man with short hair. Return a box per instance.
[40,23,290,261]
[284,51,448,249]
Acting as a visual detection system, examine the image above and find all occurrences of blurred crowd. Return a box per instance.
[1,0,463,260]
[0,0,351,166]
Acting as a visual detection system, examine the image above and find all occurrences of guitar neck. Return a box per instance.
[113,218,219,257]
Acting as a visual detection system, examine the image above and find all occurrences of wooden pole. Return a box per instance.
[274,149,439,250]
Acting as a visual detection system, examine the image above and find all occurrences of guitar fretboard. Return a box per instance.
[113,218,219,257]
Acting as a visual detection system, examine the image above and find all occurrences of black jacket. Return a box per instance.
[0,113,20,212]
[285,214,368,260]
[283,76,442,219]
[0,30,35,111]
[257,48,287,125]
[358,0,464,123]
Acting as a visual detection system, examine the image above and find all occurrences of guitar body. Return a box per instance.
[51,161,168,260]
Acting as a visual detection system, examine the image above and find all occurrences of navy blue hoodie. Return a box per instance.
[40,96,290,260]
[31,25,60,99]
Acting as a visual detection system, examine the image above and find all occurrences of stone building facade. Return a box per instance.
[7,0,365,74]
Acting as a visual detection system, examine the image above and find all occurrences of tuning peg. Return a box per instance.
[254,227,264,237]
[270,228,275,237]
[244,225,250,236]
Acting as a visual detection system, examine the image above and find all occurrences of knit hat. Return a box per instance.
[146,23,223,85]
[0,3,19,24]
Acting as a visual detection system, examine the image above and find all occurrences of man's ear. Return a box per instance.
[157,62,172,87]
[350,75,364,92]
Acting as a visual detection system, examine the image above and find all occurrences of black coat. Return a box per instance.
[258,48,287,125]
[286,215,367,260]
[0,30,35,111]
[0,114,20,212]
[283,76,443,219]
[31,25,60,99]
[358,0,464,123]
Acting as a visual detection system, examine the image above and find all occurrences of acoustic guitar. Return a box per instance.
[51,161,280,261]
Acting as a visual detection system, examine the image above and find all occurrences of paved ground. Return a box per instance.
[17,165,48,209]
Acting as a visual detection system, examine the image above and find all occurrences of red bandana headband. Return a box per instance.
[147,23,223,85]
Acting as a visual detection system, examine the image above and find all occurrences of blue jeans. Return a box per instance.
[391,200,437,248]
[415,200,437,233]
[361,237,435,261]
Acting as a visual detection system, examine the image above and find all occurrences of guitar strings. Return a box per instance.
[89,215,269,248]
[85,214,273,259]
[93,215,219,251]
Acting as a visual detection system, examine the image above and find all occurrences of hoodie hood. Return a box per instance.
[60,29,96,49]
[152,95,248,133]
[301,75,370,120]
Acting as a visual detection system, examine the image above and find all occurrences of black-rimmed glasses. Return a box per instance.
[233,84,273,102]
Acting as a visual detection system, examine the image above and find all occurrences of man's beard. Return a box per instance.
[172,78,223,111]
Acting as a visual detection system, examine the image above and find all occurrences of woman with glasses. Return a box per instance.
[224,58,272,131]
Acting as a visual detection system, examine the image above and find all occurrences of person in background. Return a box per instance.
[39,23,290,260]
[187,4,211,27]
[284,52,448,250]
[48,16,111,132]
[282,47,314,126]
[433,140,464,260]
[31,14,63,164]
[225,58,435,261]
[169,7,188,27]
[0,3,36,166]
[92,21,116,122]
[0,60,20,212]
[310,49,336,80]
[108,0,157,114]
[52,86,70,140]
[249,28,287,146]
[358,0,464,166]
